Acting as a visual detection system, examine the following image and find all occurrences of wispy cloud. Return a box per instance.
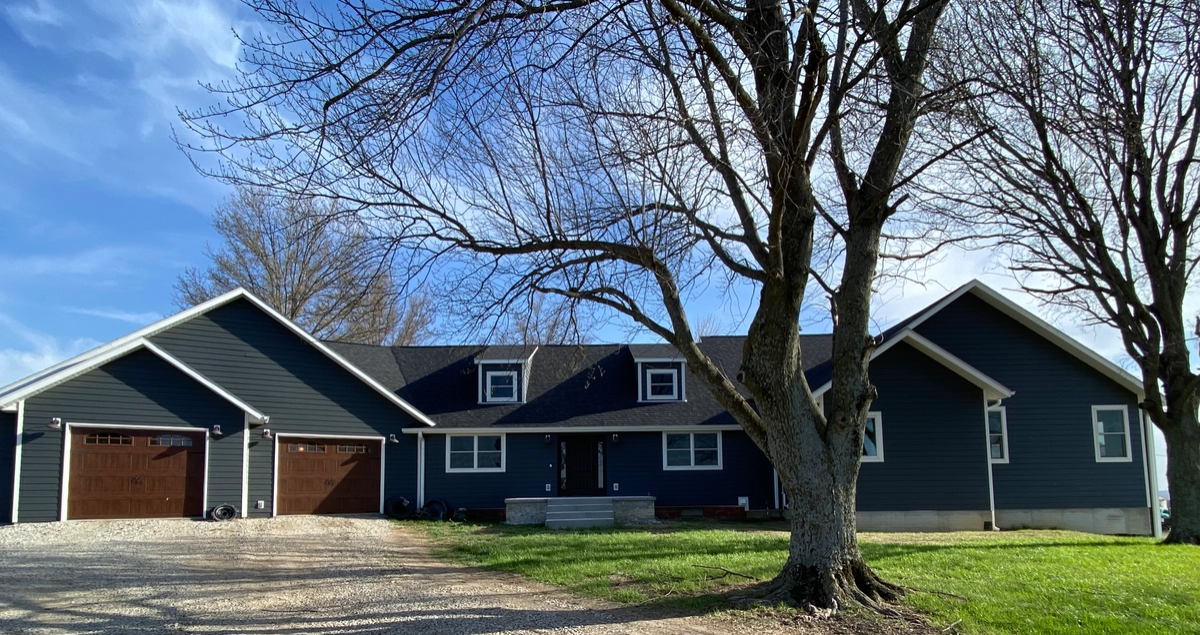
[0,313,100,386]
[65,306,162,325]
[0,246,142,277]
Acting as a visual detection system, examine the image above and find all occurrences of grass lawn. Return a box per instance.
[416,521,1200,635]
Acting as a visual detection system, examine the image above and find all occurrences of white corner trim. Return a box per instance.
[1092,405,1134,463]
[444,433,506,473]
[241,413,251,518]
[10,400,23,523]
[861,411,884,463]
[1142,410,1162,538]
[661,430,723,471]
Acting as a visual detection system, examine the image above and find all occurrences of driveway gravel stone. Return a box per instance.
[0,516,784,635]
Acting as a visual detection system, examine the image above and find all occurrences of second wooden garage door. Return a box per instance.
[277,438,382,514]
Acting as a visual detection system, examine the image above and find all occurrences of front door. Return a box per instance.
[559,435,606,496]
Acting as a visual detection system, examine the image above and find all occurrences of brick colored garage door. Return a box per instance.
[276,438,382,515]
[68,428,206,520]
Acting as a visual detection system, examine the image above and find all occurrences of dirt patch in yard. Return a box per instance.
[0,516,939,635]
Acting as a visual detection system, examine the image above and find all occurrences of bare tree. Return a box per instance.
[176,187,436,346]
[183,0,955,609]
[942,0,1200,543]
[495,296,590,345]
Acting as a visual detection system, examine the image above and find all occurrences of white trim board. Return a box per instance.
[271,433,387,516]
[401,425,744,435]
[812,329,1013,400]
[59,422,211,522]
[0,288,436,427]
[899,280,1144,397]
[10,400,23,523]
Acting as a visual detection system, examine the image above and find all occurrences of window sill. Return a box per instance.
[446,467,507,473]
[663,465,722,471]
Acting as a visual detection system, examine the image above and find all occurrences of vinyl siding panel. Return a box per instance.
[424,433,556,508]
[915,292,1147,509]
[1,411,14,523]
[17,349,245,522]
[857,342,991,512]
[608,431,774,508]
[150,299,420,516]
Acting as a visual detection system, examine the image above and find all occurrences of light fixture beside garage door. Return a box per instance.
[48,417,62,430]
[261,428,273,439]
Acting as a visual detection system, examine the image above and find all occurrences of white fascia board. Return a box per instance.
[233,291,437,427]
[632,357,687,363]
[401,425,743,435]
[809,328,1014,401]
[140,340,268,422]
[0,338,149,408]
[0,288,247,405]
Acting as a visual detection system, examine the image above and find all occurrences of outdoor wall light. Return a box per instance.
[544,434,552,443]
[388,434,399,444]
[612,433,619,443]
[211,425,223,437]
[47,417,62,430]
[261,428,273,440]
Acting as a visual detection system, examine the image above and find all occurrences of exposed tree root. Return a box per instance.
[740,557,906,617]
[1162,529,1200,545]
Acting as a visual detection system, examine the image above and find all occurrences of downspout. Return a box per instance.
[417,432,425,508]
[1142,409,1162,539]
[773,469,780,511]
[984,396,998,530]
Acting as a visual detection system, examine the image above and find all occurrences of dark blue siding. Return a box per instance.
[608,431,774,508]
[916,292,1147,509]
[1,411,14,524]
[423,433,556,508]
[150,299,421,516]
[421,430,774,509]
[858,342,991,512]
[17,349,246,522]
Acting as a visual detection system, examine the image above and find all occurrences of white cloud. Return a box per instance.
[0,313,99,387]
[65,306,162,325]
[0,246,142,277]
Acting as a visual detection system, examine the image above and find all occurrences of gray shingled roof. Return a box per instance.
[326,335,834,430]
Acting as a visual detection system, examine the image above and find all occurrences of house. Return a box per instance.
[0,281,1160,536]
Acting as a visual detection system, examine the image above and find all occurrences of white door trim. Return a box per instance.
[60,422,210,522]
[271,433,386,517]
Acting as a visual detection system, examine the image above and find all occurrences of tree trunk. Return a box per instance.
[770,447,903,610]
[1163,411,1200,545]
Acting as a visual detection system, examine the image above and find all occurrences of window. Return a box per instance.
[446,434,505,472]
[987,406,1009,463]
[337,444,370,454]
[1092,405,1131,462]
[149,434,193,447]
[663,432,721,470]
[485,371,519,403]
[288,442,326,453]
[646,369,679,400]
[85,432,132,445]
[862,412,884,462]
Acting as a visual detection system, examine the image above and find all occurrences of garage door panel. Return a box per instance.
[68,427,206,520]
[277,437,381,515]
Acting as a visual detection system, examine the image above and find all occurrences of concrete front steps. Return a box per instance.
[545,497,614,529]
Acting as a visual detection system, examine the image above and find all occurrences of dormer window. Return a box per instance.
[646,369,679,400]
[486,371,519,403]
[475,346,538,404]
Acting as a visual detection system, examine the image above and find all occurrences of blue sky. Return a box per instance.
[0,1,1170,492]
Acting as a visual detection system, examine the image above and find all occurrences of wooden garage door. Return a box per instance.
[68,428,205,520]
[277,438,382,515]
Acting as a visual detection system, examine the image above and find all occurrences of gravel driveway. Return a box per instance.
[0,516,779,635]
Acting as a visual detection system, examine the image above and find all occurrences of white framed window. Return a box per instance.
[446,434,506,472]
[862,412,884,462]
[988,406,1009,464]
[646,369,679,400]
[662,431,722,470]
[484,371,519,403]
[1092,405,1132,462]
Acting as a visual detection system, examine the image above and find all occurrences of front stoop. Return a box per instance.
[545,497,614,529]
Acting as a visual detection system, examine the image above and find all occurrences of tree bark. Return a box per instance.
[1163,410,1200,544]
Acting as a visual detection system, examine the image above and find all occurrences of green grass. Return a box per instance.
[415,521,1200,635]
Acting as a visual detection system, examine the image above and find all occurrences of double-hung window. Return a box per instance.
[663,432,721,469]
[646,369,679,400]
[988,406,1009,463]
[447,434,505,472]
[862,412,884,462]
[1092,405,1131,462]
[485,371,519,403]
